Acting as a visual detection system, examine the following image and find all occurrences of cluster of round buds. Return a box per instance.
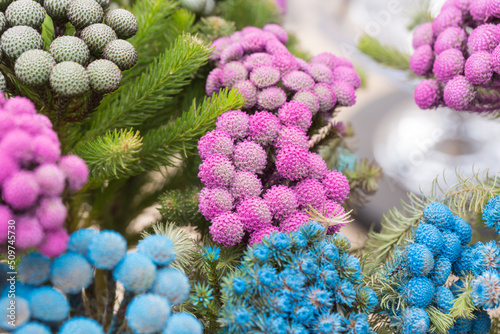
[0,0,138,96]
[199,25,355,247]
[410,0,500,112]
[220,222,377,333]
[0,231,203,334]
[380,201,495,334]
[0,95,88,258]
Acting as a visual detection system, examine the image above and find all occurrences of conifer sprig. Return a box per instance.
[357,34,412,72]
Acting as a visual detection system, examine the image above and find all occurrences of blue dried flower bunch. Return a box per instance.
[219,221,377,333]
[0,230,202,334]
[371,200,499,334]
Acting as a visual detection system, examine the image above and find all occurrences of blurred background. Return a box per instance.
[283,0,500,244]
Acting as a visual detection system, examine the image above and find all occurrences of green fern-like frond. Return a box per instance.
[84,34,212,140]
[142,222,197,272]
[426,305,454,334]
[357,34,411,72]
[450,275,477,320]
[75,129,143,181]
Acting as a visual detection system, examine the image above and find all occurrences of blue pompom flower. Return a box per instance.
[50,252,93,294]
[29,287,69,322]
[87,230,127,270]
[402,307,429,334]
[483,195,500,232]
[18,253,51,286]
[2,281,35,298]
[414,223,443,254]
[126,294,171,334]
[113,252,156,293]
[440,231,461,262]
[313,312,344,334]
[163,312,203,334]
[471,270,500,309]
[344,313,370,334]
[137,235,176,266]
[423,202,454,230]
[434,286,454,313]
[152,268,190,305]
[471,310,491,334]
[59,317,104,334]
[452,216,472,245]
[13,322,51,334]
[0,296,30,330]
[404,277,435,308]
[356,287,378,313]
[335,280,356,307]
[430,256,451,286]
[67,228,99,256]
[406,243,434,276]
[475,241,500,273]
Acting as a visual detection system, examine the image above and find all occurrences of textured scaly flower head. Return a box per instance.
[219,221,376,332]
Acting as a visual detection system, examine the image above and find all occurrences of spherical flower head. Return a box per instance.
[0,296,30,329]
[266,38,289,55]
[220,42,244,64]
[12,322,51,334]
[67,228,98,256]
[152,268,190,305]
[237,197,272,231]
[435,286,454,313]
[412,22,434,49]
[310,52,337,70]
[307,63,333,85]
[15,216,44,250]
[430,256,451,286]
[0,153,18,187]
[335,279,356,306]
[87,230,127,269]
[432,6,462,35]
[322,170,349,203]
[293,89,320,115]
[243,52,273,71]
[39,228,69,258]
[233,141,267,174]
[465,51,492,85]
[0,129,34,164]
[272,52,299,74]
[444,75,476,111]
[471,270,500,309]
[414,222,443,254]
[275,125,309,150]
[308,152,327,179]
[475,241,500,273]
[0,26,43,61]
[404,277,435,308]
[441,231,462,262]
[58,155,89,192]
[248,110,280,145]
[198,130,234,160]
[59,317,104,334]
[233,80,257,109]
[332,81,356,107]
[432,49,465,83]
[406,243,434,276]
[198,154,235,188]
[250,65,280,88]
[231,171,262,200]
[113,252,156,293]
[414,79,441,109]
[263,185,298,221]
[209,212,245,246]
[282,71,315,92]
[34,164,65,196]
[206,67,222,96]
[294,178,327,209]
[126,294,171,334]
[258,86,287,110]
[263,24,288,44]
[104,8,138,39]
[14,49,55,87]
[410,45,435,76]
[198,187,233,219]
[221,61,248,88]
[471,311,491,334]
[313,83,337,112]
[356,287,378,313]
[434,27,467,55]
[137,234,175,266]
[163,312,203,334]
[470,0,488,21]
[249,224,279,245]
[423,202,454,230]
[33,135,61,164]
[280,210,309,232]
[278,101,312,131]
[216,110,249,140]
[240,32,267,53]
[36,197,67,231]
[332,67,361,90]
[3,171,39,210]
[452,216,472,245]
[211,37,232,61]
[402,307,429,334]
[18,253,50,286]
[29,286,69,322]
[276,145,311,181]
[50,252,93,294]
[468,23,499,54]
[483,195,500,231]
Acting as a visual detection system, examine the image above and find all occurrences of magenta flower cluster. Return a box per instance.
[411,0,500,112]
[0,95,88,258]
[199,25,354,247]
